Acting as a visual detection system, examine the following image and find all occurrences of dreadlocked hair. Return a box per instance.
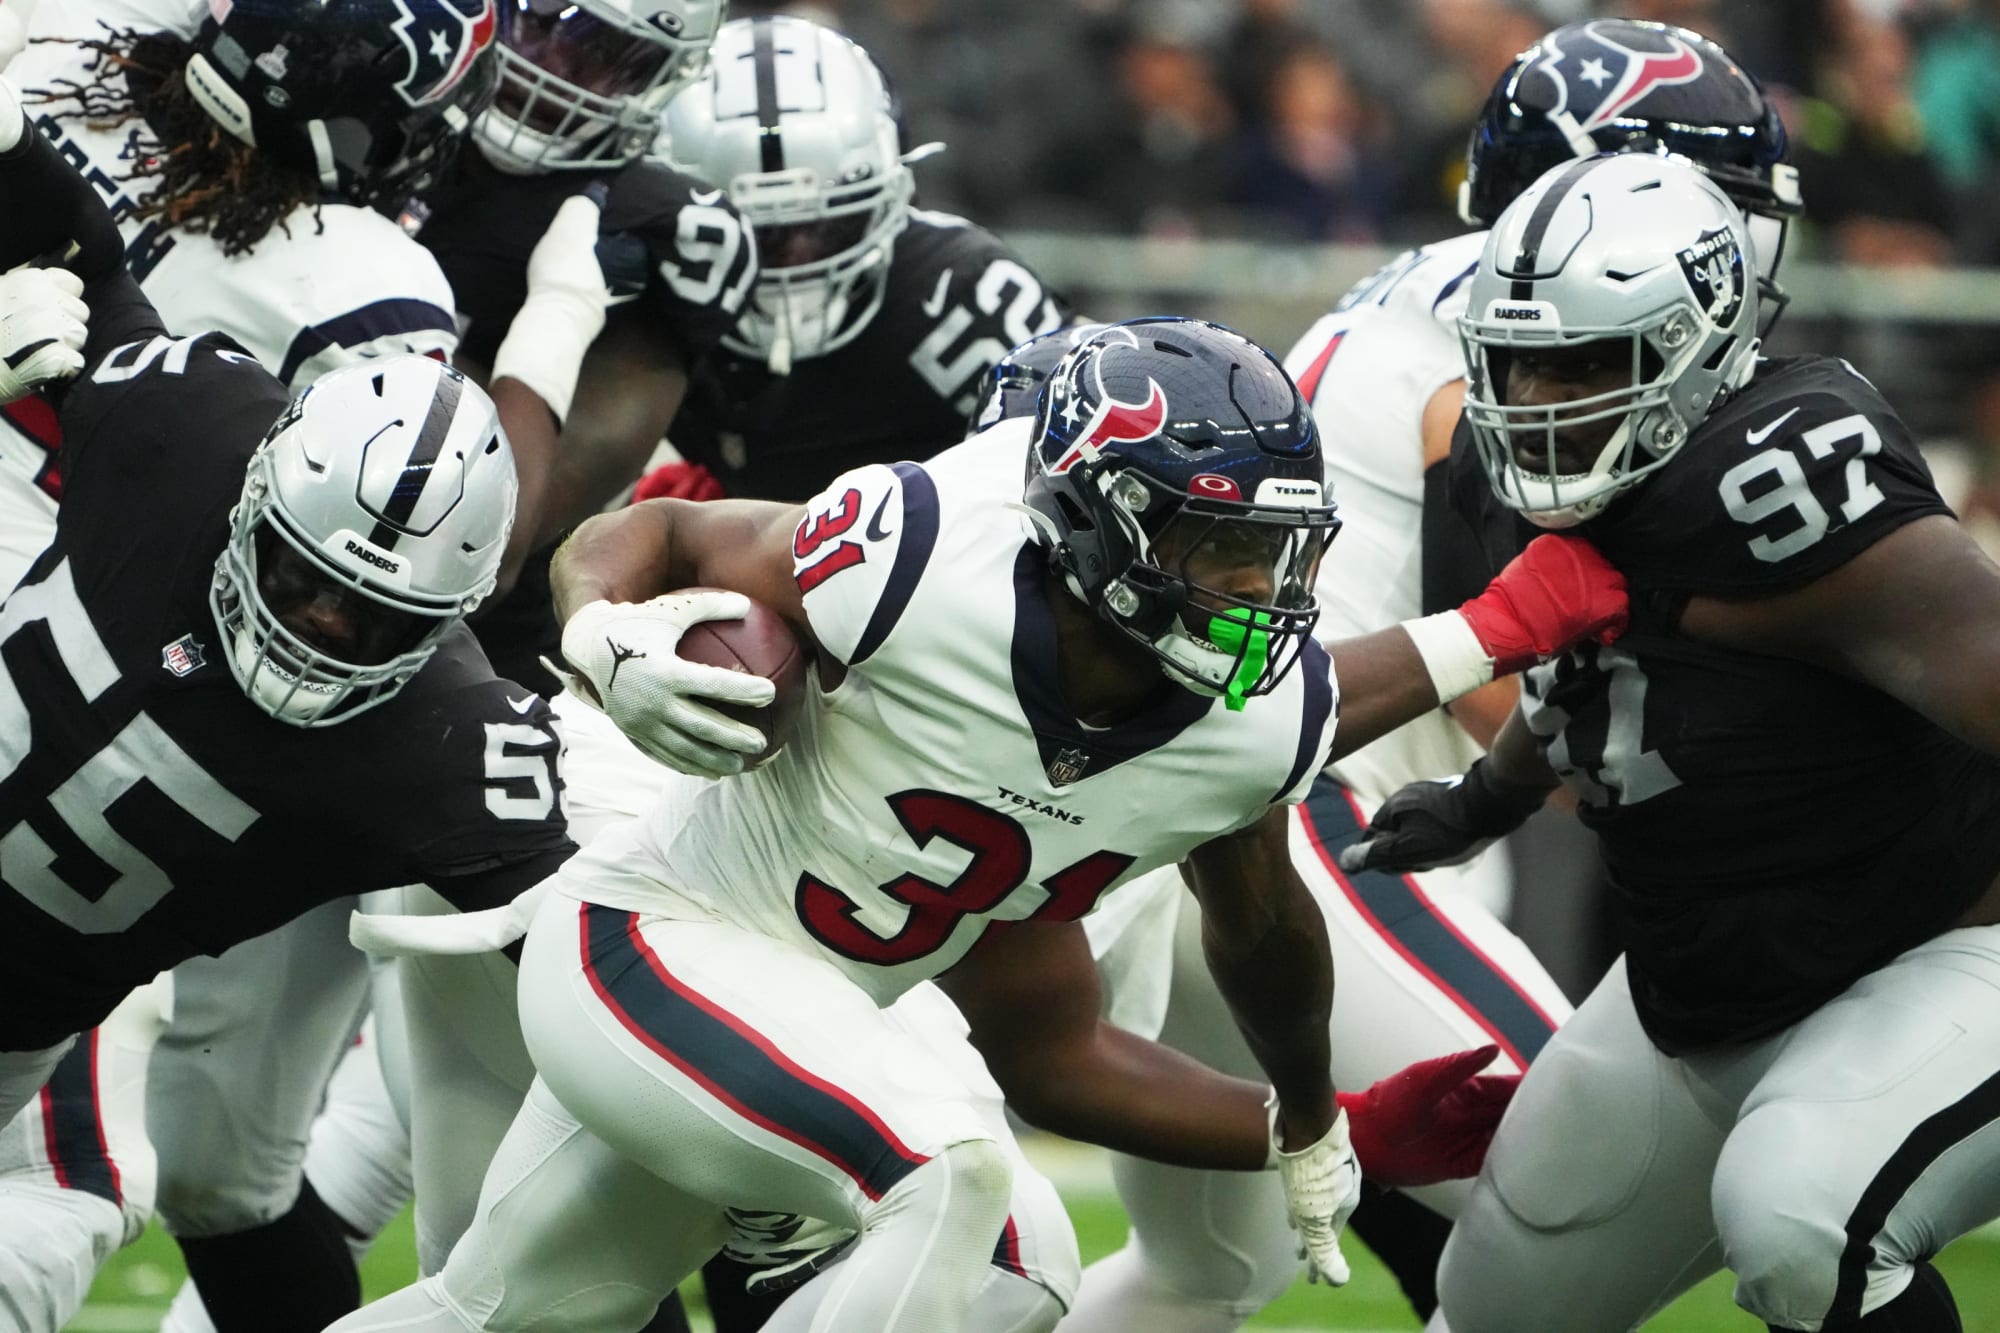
[27,26,324,256]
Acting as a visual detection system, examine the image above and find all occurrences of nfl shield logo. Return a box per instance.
[1047,746,1091,787]
[161,633,206,678]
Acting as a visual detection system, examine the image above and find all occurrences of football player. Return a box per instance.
[1347,152,2000,1333]
[326,315,1631,1333]
[198,0,753,1314]
[1060,19,1806,1329]
[653,13,1070,503]
[0,1,604,1328]
[0,97,593,1333]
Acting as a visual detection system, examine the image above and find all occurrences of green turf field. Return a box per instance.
[66,1144,2000,1331]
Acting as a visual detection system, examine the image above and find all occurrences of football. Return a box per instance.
[674,589,808,764]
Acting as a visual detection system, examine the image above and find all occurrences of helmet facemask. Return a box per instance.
[1032,453,1338,711]
[723,153,916,372]
[1462,321,1689,527]
[476,0,714,173]
[211,455,467,728]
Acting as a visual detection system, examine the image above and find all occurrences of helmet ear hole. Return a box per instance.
[1055,492,1095,534]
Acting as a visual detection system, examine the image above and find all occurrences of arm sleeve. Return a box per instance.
[0,110,123,278]
[793,460,941,668]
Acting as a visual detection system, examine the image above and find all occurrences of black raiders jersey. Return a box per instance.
[415,153,756,694]
[1436,355,2000,1052]
[417,151,756,367]
[0,277,574,1049]
[667,209,1070,503]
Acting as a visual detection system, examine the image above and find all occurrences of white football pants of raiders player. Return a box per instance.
[0,978,167,1333]
[1062,772,1572,1333]
[159,996,414,1333]
[321,693,1077,1331]
[1425,927,2000,1333]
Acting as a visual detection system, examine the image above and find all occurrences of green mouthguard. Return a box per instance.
[1207,610,1275,711]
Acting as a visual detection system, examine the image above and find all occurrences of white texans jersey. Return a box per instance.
[564,418,1341,1004]
[1283,230,1487,804]
[0,0,457,578]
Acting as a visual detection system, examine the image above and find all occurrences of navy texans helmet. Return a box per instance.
[1462,20,1800,315]
[182,0,501,209]
[1022,318,1341,709]
[970,323,1107,434]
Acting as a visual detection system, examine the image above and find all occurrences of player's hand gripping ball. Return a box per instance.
[672,587,806,764]
[555,590,802,778]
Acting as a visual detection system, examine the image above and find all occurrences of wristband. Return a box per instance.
[1399,610,1494,706]
[491,290,600,426]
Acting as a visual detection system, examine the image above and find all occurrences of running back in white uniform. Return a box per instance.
[326,418,1342,1333]
[572,418,1339,1000]
[1064,232,1577,1333]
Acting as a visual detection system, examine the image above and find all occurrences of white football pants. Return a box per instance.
[1432,926,2000,1332]
[0,980,167,1333]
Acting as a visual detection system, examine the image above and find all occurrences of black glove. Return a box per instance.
[1337,758,1550,876]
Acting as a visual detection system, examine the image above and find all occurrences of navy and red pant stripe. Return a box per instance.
[39,1029,121,1206]
[1297,774,1559,1069]
[578,903,932,1202]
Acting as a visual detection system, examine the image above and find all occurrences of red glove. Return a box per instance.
[1456,533,1628,675]
[634,459,726,503]
[1336,1045,1519,1188]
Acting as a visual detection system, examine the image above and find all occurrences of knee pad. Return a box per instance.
[1714,1108,1854,1328]
[1485,1031,1667,1232]
[937,1137,1014,1219]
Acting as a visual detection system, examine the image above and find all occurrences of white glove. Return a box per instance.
[491,192,609,424]
[550,593,775,779]
[1268,1095,1363,1286]
[0,265,87,405]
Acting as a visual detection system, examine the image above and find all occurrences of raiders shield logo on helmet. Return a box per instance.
[1676,226,1745,327]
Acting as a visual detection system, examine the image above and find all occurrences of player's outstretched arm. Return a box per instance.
[1323,531,1629,759]
[1339,706,1557,876]
[943,913,1514,1190]
[1185,808,1362,1283]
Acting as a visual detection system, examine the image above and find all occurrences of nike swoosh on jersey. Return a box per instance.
[690,187,725,206]
[1745,407,1801,446]
[508,694,539,715]
[921,268,953,320]
[865,490,895,542]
